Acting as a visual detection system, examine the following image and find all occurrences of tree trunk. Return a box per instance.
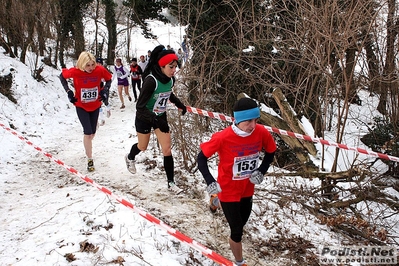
[378,0,398,118]
[102,0,117,65]
[74,18,85,58]
[272,88,318,156]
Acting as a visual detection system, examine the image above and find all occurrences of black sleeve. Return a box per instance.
[58,73,70,92]
[138,66,143,75]
[258,151,275,175]
[103,80,111,91]
[197,150,216,186]
[169,92,185,110]
[136,76,157,123]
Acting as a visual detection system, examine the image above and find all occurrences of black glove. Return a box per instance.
[175,102,187,115]
[100,88,109,106]
[67,90,77,104]
[180,105,187,115]
[154,117,170,133]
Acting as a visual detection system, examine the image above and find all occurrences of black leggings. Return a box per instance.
[220,196,253,243]
[76,107,99,135]
[131,79,141,100]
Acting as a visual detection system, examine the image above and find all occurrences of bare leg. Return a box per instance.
[118,85,124,105]
[136,132,151,151]
[154,129,172,156]
[124,85,131,98]
[124,85,132,101]
[229,238,243,262]
[83,134,95,158]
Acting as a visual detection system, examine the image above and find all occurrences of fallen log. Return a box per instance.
[236,92,321,172]
[272,88,318,157]
[237,93,316,171]
[265,167,362,181]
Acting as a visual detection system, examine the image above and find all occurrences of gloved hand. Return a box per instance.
[206,182,222,195]
[154,117,170,133]
[100,88,109,106]
[174,101,187,115]
[180,105,187,115]
[67,90,77,104]
[250,170,264,185]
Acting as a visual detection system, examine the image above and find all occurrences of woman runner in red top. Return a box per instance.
[129,58,143,102]
[197,97,277,266]
[59,51,112,172]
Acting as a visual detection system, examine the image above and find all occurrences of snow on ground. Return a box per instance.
[1,20,398,266]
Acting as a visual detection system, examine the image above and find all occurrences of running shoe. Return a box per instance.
[168,182,183,194]
[87,159,95,172]
[235,259,247,266]
[124,154,136,174]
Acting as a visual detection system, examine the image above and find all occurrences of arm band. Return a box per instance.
[258,151,275,175]
[197,150,216,186]
[59,73,70,92]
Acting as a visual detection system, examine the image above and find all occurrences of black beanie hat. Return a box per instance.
[131,58,137,62]
[233,98,258,111]
[233,98,260,124]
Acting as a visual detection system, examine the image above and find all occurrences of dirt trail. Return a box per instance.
[8,95,288,265]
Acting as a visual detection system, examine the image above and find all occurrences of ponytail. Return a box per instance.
[142,45,166,79]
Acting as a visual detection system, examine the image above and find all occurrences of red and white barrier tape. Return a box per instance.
[4,103,393,265]
[187,106,235,123]
[186,106,399,163]
[0,122,234,266]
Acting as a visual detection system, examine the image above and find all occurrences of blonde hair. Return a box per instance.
[76,51,96,71]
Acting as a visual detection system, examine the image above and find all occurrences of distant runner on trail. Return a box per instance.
[129,57,143,102]
[59,51,112,172]
[197,97,277,266]
[124,45,187,194]
[111,58,132,109]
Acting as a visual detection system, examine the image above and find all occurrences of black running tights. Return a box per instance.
[220,196,253,243]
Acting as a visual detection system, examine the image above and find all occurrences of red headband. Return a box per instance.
[158,53,178,67]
